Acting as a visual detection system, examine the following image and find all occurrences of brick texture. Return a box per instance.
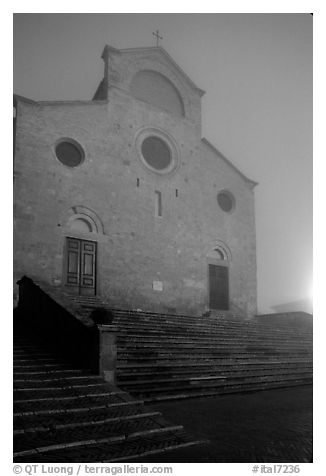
[14,46,257,317]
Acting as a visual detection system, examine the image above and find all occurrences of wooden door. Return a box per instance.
[209,264,229,310]
[65,237,97,295]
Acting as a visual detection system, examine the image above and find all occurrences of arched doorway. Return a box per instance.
[207,245,230,310]
[62,207,104,296]
[65,234,97,296]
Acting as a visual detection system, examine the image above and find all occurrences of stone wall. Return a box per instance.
[14,47,257,317]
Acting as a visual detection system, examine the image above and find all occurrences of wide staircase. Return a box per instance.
[13,327,206,463]
[70,296,313,402]
[13,278,313,462]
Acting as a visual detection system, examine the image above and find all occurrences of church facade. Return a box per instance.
[13,45,257,317]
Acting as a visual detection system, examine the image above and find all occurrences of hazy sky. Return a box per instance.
[13,13,312,313]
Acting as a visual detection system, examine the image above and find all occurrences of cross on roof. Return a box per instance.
[152,30,163,47]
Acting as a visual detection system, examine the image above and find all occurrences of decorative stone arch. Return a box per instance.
[206,240,231,311]
[130,69,185,117]
[61,206,105,236]
[206,240,232,264]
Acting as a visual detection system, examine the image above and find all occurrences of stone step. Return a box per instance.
[117,334,311,344]
[67,295,105,303]
[14,399,145,418]
[117,325,312,342]
[14,415,184,453]
[117,363,312,378]
[118,343,312,351]
[13,358,68,364]
[117,339,312,349]
[13,369,94,379]
[14,403,155,430]
[143,378,312,403]
[117,353,312,361]
[117,356,311,366]
[117,358,312,370]
[13,344,49,350]
[117,333,312,344]
[13,383,116,399]
[75,305,311,333]
[120,371,312,391]
[127,375,313,400]
[110,308,306,326]
[113,315,311,334]
[117,358,312,368]
[114,319,310,333]
[13,428,205,463]
[13,391,134,413]
[121,341,312,350]
[117,351,312,362]
[13,375,103,388]
[13,364,83,372]
[117,343,311,351]
[117,366,312,382]
[121,375,227,386]
[13,352,61,359]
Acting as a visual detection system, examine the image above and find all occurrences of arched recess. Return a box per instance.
[206,241,232,264]
[206,241,231,311]
[130,70,185,117]
[60,206,105,296]
[62,206,105,236]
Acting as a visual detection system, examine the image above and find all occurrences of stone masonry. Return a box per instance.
[13,45,257,317]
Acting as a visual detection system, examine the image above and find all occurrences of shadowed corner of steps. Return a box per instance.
[90,307,114,325]
[13,323,208,463]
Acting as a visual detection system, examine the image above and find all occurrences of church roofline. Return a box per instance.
[201,138,258,188]
[102,44,206,97]
[37,100,107,106]
[14,94,107,106]
[13,94,38,105]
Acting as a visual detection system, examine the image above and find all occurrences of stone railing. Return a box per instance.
[16,276,117,383]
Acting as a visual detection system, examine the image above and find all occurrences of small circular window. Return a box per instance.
[217,191,235,212]
[141,136,172,170]
[55,140,84,167]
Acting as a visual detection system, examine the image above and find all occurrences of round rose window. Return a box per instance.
[141,136,172,171]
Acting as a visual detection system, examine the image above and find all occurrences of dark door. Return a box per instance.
[209,264,229,310]
[65,237,97,295]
